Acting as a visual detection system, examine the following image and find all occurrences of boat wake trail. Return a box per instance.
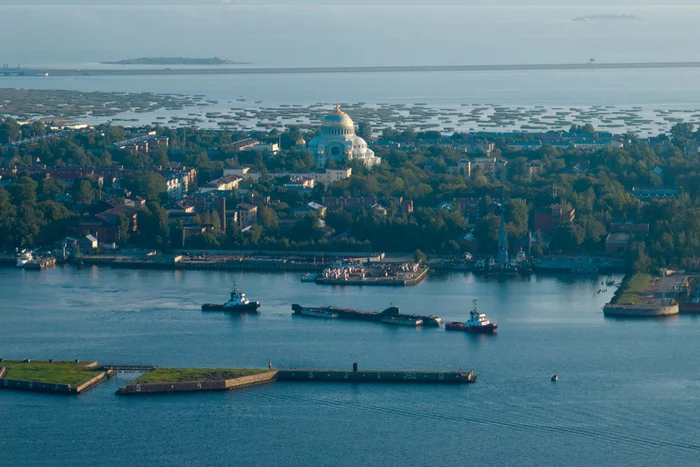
[244,391,700,454]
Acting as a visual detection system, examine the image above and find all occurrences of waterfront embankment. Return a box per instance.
[603,274,681,317]
[0,360,115,395]
[113,364,475,395]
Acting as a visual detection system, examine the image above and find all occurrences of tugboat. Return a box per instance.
[201,282,260,312]
[445,300,498,334]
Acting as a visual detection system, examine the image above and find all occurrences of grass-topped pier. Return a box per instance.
[116,363,476,395]
[1,360,477,396]
[604,273,680,317]
[0,360,115,394]
[117,368,276,395]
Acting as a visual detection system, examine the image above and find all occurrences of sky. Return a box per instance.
[4,0,698,4]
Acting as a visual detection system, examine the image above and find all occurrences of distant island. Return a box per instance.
[100,57,248,66]
[573,14,639,22]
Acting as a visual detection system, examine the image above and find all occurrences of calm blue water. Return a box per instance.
[3,3,700,109]
[1,266,700,466]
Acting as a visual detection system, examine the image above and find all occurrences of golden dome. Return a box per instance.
[322,104,354,127]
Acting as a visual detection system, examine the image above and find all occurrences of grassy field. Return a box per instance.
[133,368,269,384]
[1,361,100,386]
[612,274,652,305]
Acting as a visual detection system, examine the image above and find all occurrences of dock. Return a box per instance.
[276,368,475,384]
[115,363,475,395]
[315,265,430,286]
[0,360,115,395]
[603,273,681,318]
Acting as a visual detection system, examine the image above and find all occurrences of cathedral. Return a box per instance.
[307,105,381,168]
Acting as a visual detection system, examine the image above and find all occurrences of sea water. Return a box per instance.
[0,267,699,466]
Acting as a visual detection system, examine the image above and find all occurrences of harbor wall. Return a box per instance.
[603,303,679,317]
[116,371,278,395]
[0,370,112,395]
[276,369,474,384]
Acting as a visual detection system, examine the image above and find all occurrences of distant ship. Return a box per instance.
[201,283,260,312]
[445,300,498,334]
[292,304,441,327]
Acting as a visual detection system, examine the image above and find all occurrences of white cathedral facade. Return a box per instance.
[306,105,381,169]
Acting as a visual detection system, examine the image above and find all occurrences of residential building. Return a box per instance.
[78,234,98,252]
[199,175,241,193]
[322,196,378,212]
[244,143,279,155]
[631,186,680,202]
[606,233,630,254]
[534,204,576,234]
[293,202,327,218]
[609,220,650,235]
[237,203,258,229]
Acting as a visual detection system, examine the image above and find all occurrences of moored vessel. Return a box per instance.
[446,300,498,334]
[291,304,441,327]
[381,316,423,326]
[16,250,33,267]
[201,282,260,312]
[298,307,339,319]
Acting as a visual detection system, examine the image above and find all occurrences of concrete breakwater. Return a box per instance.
[276,369,475,384]
[0,366,115,395]
[603,303,679,318]
[603,273,682,318]
[116,366,476,395]
[116,371,278,395]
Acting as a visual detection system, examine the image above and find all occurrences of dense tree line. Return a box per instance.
[5,118,700,271]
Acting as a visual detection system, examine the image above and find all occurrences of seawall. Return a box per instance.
[276,369,475,384]
[603,303,679,317]
[116,371,278,395]
[0,370,114,395]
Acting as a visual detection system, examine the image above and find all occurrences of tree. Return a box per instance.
[288,214,323,242]
[505,199,529,239]
[258,206,278,232]
[0,118,21,144]
[9,177,38,205]
[122,172,165,200]
[71,179,97,204]
[474,215,500,253]
[626,242,651,273]
[413,249,427,263]
[358,121,373,140]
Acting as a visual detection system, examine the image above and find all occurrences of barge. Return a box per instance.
[292,304,441,327]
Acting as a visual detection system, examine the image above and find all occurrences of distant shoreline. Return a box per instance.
[100,57,249,66]
[6,61,700,78]
[573,14,640,22]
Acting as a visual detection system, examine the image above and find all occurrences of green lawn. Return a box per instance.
[133,368,269,384]
[612,274,652,305]
[1,361,100,386]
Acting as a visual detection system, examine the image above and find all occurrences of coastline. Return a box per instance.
[7,61,700,78]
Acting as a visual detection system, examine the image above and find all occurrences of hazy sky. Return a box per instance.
[4,0,699,4]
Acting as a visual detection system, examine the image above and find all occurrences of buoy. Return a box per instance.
[551,375,559,382]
